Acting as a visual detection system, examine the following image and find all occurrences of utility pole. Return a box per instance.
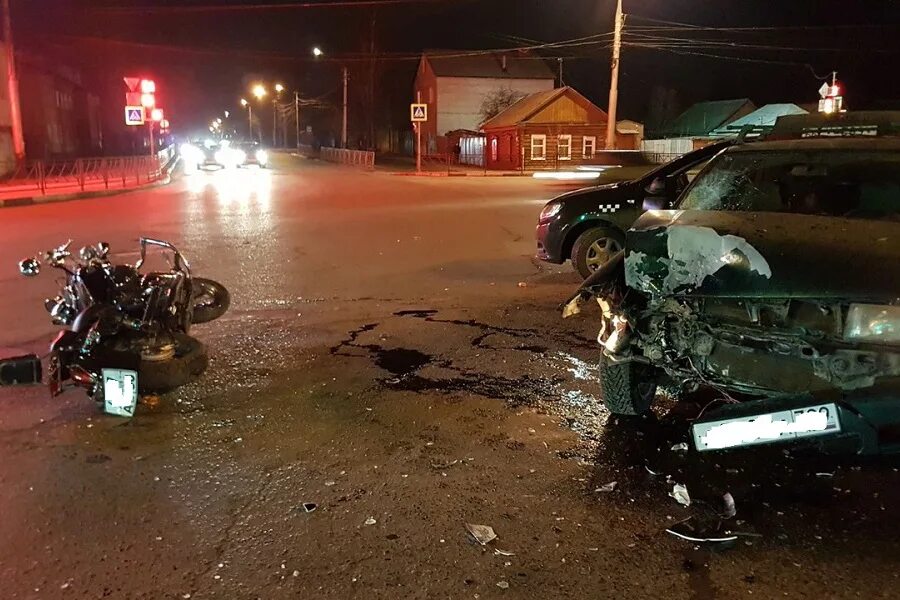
[2,0,25,162]
[415,91,421,173]
[604,0,623,150]
[557,58,564,88]
[272,101,277,147]
[294,91,300,150]
[342,66,348,148]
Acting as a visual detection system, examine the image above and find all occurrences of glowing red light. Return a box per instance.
[150,108,164,122]
[140,93,155,108]
[140,79,156,94]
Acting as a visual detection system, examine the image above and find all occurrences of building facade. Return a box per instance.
[414,51,555,154]
[481,86,609,171]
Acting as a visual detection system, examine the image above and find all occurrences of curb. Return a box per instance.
[0,158,179,209]
[388,171,530,178]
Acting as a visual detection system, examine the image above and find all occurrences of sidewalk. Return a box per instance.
[375,155,531,177]
[0,159,179,208]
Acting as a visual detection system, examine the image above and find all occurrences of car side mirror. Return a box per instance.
[19,257,40,276]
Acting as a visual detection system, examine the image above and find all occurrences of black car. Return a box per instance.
[536,141,732,278]
[565,111,900,455]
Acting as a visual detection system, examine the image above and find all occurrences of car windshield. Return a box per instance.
[679,149,900,220]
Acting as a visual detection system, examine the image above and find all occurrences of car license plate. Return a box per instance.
[692,403,841,451]
[102,368,138,417]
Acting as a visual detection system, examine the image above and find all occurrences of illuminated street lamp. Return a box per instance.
[240,98,254,142]
[252,84,267,99]
[275,83,284,93]
[312,46,347,148]
[312,46,324,57]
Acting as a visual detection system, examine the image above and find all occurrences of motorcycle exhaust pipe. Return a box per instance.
[0,354,43,385]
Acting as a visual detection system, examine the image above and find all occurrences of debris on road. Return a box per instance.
[301,502,318,513]
[497,581,510,589]
[595,481,617,493]
[365,516,377,526]
[723,493,737,519]
[493,548,516,557]
[671,442,689,453]
[517,282,527,288]
[465,523,498,545]
[430,459,459,469]
[665,519,738,544]
[670,483,691,507]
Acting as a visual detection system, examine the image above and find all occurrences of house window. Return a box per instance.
[583,136,596,158]
[558,135,572,160]
[530,134,546,160]
[490,137,498,162]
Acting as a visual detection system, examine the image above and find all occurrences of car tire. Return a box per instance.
[571,227,625,279]
[599,357,657,415]
[191,278,231,324]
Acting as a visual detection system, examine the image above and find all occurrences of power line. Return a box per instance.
[627,14,900,32]
[625,42,824,71]
[624,32,898,54]
[90,0,464,14]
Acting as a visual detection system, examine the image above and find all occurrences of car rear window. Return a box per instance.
[679,149,900,220]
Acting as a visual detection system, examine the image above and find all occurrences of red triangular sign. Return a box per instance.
[123,77,141,92]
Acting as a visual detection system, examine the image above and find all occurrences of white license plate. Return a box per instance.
[693,402,841,451]
[102,368,138,417]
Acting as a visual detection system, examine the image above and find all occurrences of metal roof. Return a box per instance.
[423,51,555,80]
[709,103,808,137]
[661,99,755,137]
[480,86,607,130]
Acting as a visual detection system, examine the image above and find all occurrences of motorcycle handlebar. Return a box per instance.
[136,237,191,276]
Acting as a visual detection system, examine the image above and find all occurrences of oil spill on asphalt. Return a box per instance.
[373,348,431,376]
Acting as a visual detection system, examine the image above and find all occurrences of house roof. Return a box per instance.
[662,98,755,137]
[709,103,808,136]
[481,86,607,130]
[423,51,555,80]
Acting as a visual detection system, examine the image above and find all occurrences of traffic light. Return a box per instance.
[150,108,164,122]
[140,79,156,94]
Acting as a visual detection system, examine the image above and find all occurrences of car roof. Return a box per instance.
[728,137,900,153]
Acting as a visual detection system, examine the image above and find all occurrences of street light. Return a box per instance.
[252,84,267,99]
[240,97,254,141]
[313,46,347,148]
[275,83,284,93]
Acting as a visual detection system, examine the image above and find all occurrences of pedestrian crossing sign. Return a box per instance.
[410,103,427,122]
[125,106,145,126]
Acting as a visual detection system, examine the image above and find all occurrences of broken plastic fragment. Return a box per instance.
[493,548,515,556]
[496,581,510,589]
[723,492,737,519]
[595,481,617,493]
[465,523,498,545]
[364,516,377,526]
[301,502,317,513]
[671,442,689,452]
[670,483,691,507]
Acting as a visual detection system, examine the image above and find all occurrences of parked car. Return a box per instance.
[536,141,733,278]
[564,111,900,455]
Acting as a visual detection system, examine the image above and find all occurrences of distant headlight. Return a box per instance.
[844,303,900,344]
[180,144,203,163]
[255,149,268,164]
[539,201,563,221]
[214,150,228,164]
[234,150,247,163]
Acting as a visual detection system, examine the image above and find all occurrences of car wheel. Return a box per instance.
[598,357,657,416]
[571,227,625,279]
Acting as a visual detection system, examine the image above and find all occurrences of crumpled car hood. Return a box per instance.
[625,210,900,301]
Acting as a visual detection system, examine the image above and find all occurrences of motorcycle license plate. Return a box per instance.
[692,403,841,451]
[102,369,138,417]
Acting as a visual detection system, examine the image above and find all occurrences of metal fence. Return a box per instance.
[418,152,490,175]
[320,147,375,170]
[0,148,175,196]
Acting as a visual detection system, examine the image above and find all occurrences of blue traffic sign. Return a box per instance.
[125,106,145,126]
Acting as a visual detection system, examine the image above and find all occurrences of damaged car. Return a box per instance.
[565,112,900,454]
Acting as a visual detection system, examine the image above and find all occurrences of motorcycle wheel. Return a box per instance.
[191,278,230,324]
[133,333,208,393]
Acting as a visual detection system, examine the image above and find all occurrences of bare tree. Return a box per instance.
[480,87,526,123]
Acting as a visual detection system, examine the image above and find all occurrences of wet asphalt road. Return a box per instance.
[1,154,899,599]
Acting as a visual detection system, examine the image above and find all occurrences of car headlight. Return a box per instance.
[255,149,268,163]
[234,150,247,163]
[844,303,900,343]
[539,202,563,221]
[214,150,228,164]
[180,144,203,163]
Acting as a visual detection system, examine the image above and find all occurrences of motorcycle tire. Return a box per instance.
[598,356,657,416]
[191,278,230,324]
[136,334,209,393]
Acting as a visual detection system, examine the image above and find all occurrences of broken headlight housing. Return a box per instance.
[844,304,900,344]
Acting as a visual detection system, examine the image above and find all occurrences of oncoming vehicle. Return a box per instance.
[536,141,732,278]
[564,112,900,455]
[181,140,266,170]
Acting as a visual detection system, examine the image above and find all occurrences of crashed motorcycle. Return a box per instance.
[15,238,229,411]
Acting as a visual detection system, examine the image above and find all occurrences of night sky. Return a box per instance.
[19,0,900,135]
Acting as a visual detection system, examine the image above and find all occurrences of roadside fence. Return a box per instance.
[0,146,176,196]
[320,147,375,170]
